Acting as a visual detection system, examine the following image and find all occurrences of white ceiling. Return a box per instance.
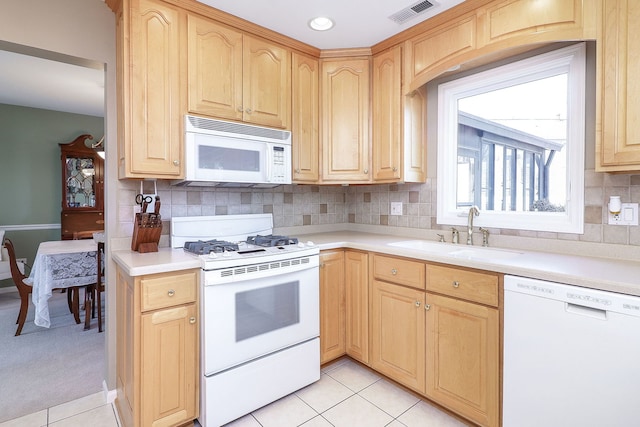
[0,0,464,117]
[197,0,466,49]
[0,49,105,117]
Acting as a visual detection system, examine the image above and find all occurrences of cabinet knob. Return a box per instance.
[415,301,421,307]
[452,281,460,288]
[189,317,196,324]
[168,289,175,297]
[173,160,180,166]
[295,168,301,174]
[237,106,244,112]
[392,166,397,172]
[391,268,397,275]
[245,108,253,114]
[424,303,431,311]
[364,169,369,174]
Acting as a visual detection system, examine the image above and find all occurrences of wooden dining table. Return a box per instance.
[25,239,99,328]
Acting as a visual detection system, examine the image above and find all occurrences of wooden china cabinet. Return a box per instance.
[59,134,105,240]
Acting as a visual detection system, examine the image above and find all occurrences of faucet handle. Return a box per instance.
[436,233,445,243]
[479,227,490,247]
[451,227,459,244]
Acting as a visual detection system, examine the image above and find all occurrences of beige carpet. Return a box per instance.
[0,289,105,423]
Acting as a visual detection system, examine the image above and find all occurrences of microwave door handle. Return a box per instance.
[265,147,272,182]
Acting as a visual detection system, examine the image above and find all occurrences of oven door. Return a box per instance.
[202,264,319,376]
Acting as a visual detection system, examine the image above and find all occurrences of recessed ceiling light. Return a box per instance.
[308,16,334,31]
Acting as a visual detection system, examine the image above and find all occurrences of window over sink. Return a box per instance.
[437,43,586,233]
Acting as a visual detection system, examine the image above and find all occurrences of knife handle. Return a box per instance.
[154,196,161,214]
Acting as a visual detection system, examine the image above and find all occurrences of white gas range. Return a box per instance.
[171,214,320,427]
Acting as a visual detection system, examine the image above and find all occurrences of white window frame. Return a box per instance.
[437,43,586,234]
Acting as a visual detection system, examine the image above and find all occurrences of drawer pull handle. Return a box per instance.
[453,281,460,288]
[189,317,196,324]
[391,268,397,275]
[168,289,175,297]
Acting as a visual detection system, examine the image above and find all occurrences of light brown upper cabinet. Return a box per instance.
[292,52,320,183]
[187,14,291,129]
[404,0,596,92]
[596,0,640,171]
[115,0,185,178]
[372,46,402,182]
[320,58,371,183]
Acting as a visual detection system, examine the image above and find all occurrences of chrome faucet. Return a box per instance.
[467,206,479,245]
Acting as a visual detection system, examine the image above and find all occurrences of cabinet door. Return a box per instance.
[403,86,428,183]
[320,250,345,363]
[479,0,585,46]
[125,0,184,178]
[292,52,320,182]
[187,14,243,122]
[321,58,370,182]
[370,280,425,393]
[597,0,640,170]
[243,35,291,129]
[141,303,198,427]
[425,293,499,427]
[372,46,402,182]
[345,251,369,363]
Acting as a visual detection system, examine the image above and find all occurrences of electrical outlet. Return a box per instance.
[608,202,639,225]
[390,202,403,216]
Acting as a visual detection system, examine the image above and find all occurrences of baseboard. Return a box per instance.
[0,287,17,294]
[102,380,117,404]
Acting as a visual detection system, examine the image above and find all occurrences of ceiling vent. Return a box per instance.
[388,0,435,25]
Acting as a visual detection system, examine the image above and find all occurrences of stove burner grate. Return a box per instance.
[184,240,240,255]
[246,234,299,247]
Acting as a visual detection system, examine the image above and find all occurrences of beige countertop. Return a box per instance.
[113,230,640,296]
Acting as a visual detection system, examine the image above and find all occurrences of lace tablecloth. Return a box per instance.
[26,240,98,328]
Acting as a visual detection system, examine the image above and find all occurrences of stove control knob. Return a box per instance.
[306,241,315,247]
[207,252,217,259]
[222,251,232,257]
[297,242,305,248]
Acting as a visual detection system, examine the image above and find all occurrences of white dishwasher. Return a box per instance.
[503,275,640,427]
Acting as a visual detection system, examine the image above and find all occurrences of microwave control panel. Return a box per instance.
[271,146,288,182]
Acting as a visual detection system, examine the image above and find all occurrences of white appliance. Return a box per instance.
[503,275,640,427]
[174,115,292,187]
[171,214,320,427]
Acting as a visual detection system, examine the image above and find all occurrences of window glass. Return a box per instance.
[437,43,586,233]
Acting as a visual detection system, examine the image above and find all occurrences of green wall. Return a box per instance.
[0,103,103,287]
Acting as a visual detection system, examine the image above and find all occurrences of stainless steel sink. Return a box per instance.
[388,240,523,261]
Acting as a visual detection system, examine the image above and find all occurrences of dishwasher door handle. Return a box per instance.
[565,302,607,320]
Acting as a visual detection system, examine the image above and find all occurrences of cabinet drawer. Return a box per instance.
[141,270,198,312]
[373,254,425,289]
[426,265,498,307]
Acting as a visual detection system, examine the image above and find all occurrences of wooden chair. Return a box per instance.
[3,238,83,335]
[84,241,105,332]
[69,230,102,322]
[3,238,32,336]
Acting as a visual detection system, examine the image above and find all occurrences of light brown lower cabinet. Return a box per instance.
[370,279,426,394]
[319,250,346,363]
[115,266,199,427]
[345,250,369,363]
[425,292,499,427]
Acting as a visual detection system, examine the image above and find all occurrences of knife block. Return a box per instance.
[131,213,162,253]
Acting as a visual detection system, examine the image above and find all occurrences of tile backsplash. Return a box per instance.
[117,168,640,249]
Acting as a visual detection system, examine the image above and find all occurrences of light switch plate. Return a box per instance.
[608,202,639,225]
[390,202,403,216]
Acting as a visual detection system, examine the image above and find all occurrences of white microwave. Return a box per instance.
[176,115,292,187]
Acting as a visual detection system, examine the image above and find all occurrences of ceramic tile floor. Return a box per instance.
[1,358,469,427]
[0,392,119,427]
[219,358,470,427]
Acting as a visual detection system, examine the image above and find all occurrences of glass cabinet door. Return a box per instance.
[64,155,97,208]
